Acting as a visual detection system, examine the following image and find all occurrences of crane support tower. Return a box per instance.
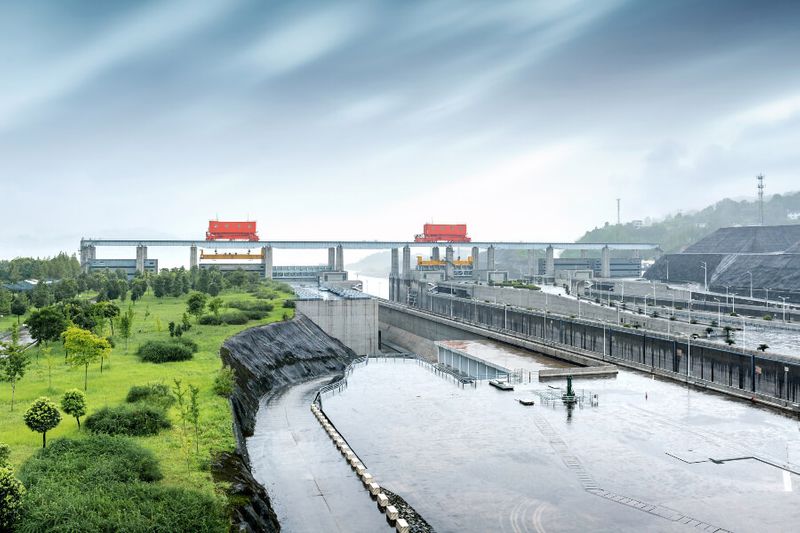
[414,223,471,243]
[206,220,259,241]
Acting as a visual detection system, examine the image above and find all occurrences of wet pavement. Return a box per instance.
[323,357,800,533]
[247,377,389,533]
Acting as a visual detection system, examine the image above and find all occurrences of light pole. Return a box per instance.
[700,262,708,292]
[746,271,753,299]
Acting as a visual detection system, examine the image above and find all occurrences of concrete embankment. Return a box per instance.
[379,299,800,412]
[219,314,360,532]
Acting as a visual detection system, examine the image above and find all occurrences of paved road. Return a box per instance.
[247,376,389,533]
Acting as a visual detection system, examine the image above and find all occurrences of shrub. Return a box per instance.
[85,405,171,436]
[227,300,274,312]
[243,309,268,320]
[126,383,175,409]
[18,436,162,486]
[0,443,9,466]
[0,465,25,530]
[198,314,221,325]
[212,367,236,397]
[136,340,193,363]
[15,436,226,532]
[173,336,198,353]
[18,478,226,532]
[218,310,248,325]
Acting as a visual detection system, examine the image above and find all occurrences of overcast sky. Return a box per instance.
[2,0,800,265]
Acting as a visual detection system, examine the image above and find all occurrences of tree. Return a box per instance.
[0,465,26,530]
[62,326,111,391]
[10,294,28,324]
[31,281,54,308]
[61,389,87,429]
[208,297,223,317]
[118,305,135,352]
[0,324,30,411]
[27,306,68,345]
[23,397,61,448]
[93,301,120,336]
[186,292,207,323]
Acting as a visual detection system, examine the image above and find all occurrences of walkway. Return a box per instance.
[247,376,388,532]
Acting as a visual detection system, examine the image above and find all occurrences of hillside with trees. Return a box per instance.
[572,191,800,258]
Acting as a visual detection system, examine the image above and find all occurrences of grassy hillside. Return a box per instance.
[0,286,294,529]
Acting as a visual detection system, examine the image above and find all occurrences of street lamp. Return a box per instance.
[700,261,708,292]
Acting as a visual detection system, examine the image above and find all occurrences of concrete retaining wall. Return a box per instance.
[297,298,379,355]
[379,298,800,411]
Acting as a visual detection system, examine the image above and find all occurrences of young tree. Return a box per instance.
[1,326,30,411]
[118,305,135,352]
[10,295,28,324]
[172,379,191,470]
[27,306,68,345]
[62,326,111,391]
[189,384,200,454]
[186,292,207,323]
[61,389,87,429]
[207,297,223,317]
[23,397,61,447]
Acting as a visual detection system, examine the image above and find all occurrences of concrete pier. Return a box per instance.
[545,245,555,277]
[445,246,454,280]
[601,245,610,278]
[328,247,336,270]
[262,246,273,279]
[390,248,399,301]
[487,245,495,271]
[335,245,344,271]
[471,246,480,279]
[190,245,198,269]
[135,245,147,273]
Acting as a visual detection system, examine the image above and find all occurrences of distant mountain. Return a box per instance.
[346,250,391,276]
[569,190,800,259]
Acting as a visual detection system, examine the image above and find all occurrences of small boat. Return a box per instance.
[489,379,514,391]
[517,398,535,406]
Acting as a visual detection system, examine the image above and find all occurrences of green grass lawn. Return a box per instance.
[0,288,294,505]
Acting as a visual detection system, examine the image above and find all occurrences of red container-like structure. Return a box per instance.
[414,223,471,243]
[206,221,259,241]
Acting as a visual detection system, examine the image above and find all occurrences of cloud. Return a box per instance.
[0,0,233,130]
[240,5,369,77]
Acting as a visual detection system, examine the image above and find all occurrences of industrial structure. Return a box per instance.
[79,221,660,286]
[645,224,800,302]
[414,223,471,243]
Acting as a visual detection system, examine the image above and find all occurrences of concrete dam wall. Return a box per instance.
[220,314,360,532]
[380,296,800,410]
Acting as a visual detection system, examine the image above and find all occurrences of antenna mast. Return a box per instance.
[757,174,765,225]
